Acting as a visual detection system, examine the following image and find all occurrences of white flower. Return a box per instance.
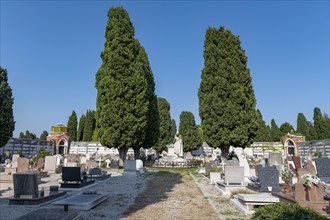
[301,174,320,188]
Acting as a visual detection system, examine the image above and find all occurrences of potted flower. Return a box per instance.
[301,174,320,188]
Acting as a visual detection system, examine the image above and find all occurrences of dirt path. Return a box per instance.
[121,170,246,220]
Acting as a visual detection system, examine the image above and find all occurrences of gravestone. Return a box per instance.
[12,154,20,165]
[258,165,281,192]
[224,166,244,185]
[124,160,136,173]
[136,159,143,172]
[226,158,239,167]
[204,162,212,177]
[17,157,30,173]
[110,159,119,168]
[36,158,45,170]
[314,157,330,183]
[66,162,78,167]
[44,156,57,173]
[13,173,39,198]
[67,154,77,163]
[268,152,282,174]
[80,156,87,164]
[89,168,102,176]
[62,167,81,182]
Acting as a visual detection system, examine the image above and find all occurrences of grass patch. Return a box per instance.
[147,167,197,174]
[230,189,257,198]
[220,209,240,216]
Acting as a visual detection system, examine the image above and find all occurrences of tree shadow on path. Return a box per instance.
[121,170,183,218]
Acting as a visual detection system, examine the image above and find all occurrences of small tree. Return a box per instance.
[154,97,172,153]
[297,113,309,139]
[179,111,201,152]
[39,131,49,141]
[0,67,15,148]
[279,122,295,136]
[270,119,281,142]
[83,110,95,142]
[67,110,78,141]
[77,114,86,141]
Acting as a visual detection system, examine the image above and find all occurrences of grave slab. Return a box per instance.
[52,193,110,210]
[15,207,78,220]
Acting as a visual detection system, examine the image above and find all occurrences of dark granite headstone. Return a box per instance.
[13,173,39,199]
[62,167,81,182]
[258,165,281,192]
[314,158,330,183]
[89,168,102,176]
[110,160,119,168]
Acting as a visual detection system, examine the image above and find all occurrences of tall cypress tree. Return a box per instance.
[179,111,201,152]
[154,97,172,153]
[137,41,159,157]
[77,114,86,141]
[67,110,78,141]
[307,121,317,141]
[270,119,281,142]
[170,119,177,142]
[297,113,309,138]
[0,67,15,148]
[95,7,149,161]
[254,109,271,142]
[198,26,258,158]
[83,110,96,142]
[313,107,328,140]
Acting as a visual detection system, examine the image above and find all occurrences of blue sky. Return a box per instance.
[1,1,329,138]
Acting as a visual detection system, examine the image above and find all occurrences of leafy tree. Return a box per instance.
[77,114,86,141]
[254,109,271,142]
[25,130,36,139]
[179,111,201,152]
[313,107,328,140]
[279,122,295,136]
[270,119,281,142]
[170,119,177,143]
[95,7,149,162]
[296,113,309,138]
[197,125,205,143]
[0,67,15,148]
[198,26,258,158]
[19,132,25,139]
[39,131,49,141]
[83,110,95,142]
[67,110,78,141]
[154,97,172,153]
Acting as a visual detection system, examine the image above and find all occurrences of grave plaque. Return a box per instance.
[258,165,281,192]
[13,173,39,199]
[136,159,143,171]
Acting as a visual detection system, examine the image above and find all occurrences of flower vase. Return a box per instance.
[305,186,311,201]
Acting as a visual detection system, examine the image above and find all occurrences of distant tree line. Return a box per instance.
[18,130,49,141]
[254,107,330,142]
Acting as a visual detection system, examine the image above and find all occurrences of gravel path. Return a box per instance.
[0,168,249,220]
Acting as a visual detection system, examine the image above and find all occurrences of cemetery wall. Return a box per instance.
[0,138,54,159]
[298,139,330,159]
[69,142,118,155]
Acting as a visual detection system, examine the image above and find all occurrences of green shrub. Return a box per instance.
[251,202,328,220]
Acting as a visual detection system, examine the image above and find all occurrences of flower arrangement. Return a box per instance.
[301,174,320,188]
[282,170,291,182]
[248,176,259,183]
